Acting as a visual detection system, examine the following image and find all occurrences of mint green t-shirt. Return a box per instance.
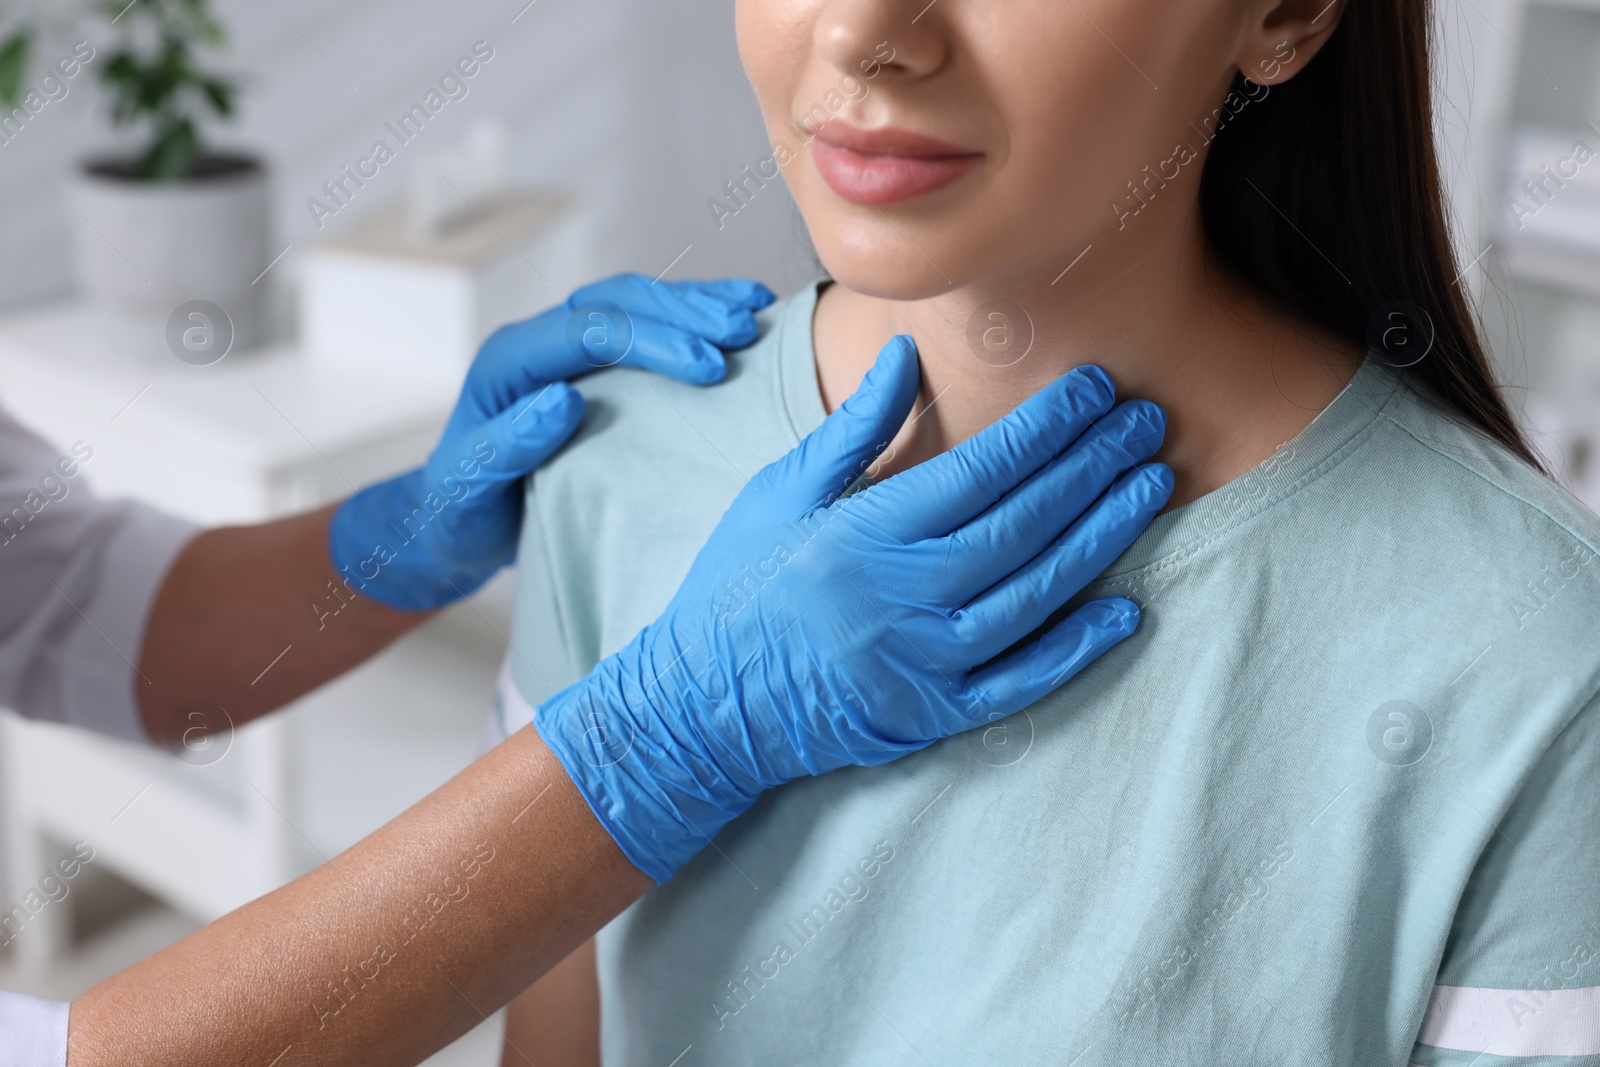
[494,281,1600,1066]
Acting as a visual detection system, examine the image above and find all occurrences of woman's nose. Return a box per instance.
[812,0,948,80]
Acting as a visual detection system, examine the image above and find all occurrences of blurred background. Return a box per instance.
[0,0,1594,1062]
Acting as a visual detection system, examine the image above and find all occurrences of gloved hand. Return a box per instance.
[328,274,776,610]
[536,335,1173,883]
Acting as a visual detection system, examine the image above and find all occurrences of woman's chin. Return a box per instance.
[813,238,967,302]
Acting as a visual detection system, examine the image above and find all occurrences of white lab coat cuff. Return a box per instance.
[62,505,198,744]
[0,990,69,1067]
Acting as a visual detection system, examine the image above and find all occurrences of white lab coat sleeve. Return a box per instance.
[0,989,68,1067]
[0,404,198,743]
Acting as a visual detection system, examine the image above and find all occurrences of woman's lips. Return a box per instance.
[810,123,983,206]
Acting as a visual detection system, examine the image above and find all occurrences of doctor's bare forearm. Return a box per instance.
[136,504,430,743]
[68,725,652,1067]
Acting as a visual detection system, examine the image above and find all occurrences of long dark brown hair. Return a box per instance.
[1199,0,1544,470]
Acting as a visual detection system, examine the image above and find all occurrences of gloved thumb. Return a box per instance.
[440,382,587,494]
[763,334,921,511]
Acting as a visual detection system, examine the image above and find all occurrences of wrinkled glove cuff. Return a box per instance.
[327,470,498,612]
[534,632,763,884]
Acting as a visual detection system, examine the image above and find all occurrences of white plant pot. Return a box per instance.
[69,154,270,360]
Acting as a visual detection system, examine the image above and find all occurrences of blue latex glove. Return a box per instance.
[328,274,776,611]
[536,335,1174,883]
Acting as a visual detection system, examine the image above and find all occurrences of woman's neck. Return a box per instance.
[811,201,1364,510]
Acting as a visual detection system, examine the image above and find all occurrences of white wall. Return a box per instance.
[0,0,821,317]
[1431,0,1536,391]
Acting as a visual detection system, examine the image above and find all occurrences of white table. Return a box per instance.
[0,303,508,963]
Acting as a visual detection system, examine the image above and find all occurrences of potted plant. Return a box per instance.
[2,0,269,357]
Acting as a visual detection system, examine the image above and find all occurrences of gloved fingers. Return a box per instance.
[750,334,921,514]
[610,324,733,386]
[947,462,1172,665]
[667,277,778,312]
[954,597,1140,723]
[851,365,1117,545]
[461,276,775,420]
[936,399,1166,601]
[568,273,775,348]
[463,304,669,414]
[435,382,587,497]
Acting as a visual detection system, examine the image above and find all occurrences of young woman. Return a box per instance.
[494,0,1600,1063]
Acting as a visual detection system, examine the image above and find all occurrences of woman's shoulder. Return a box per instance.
[1341,368,1600,698]
[1373,368,1600,564]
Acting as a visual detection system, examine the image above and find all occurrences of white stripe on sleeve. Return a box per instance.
[1418,983,1600,1057]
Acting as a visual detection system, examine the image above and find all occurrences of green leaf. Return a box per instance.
[0,32,32,108]
[200,76,232,116]
[141,118,199,181]
[101,53,141,124]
